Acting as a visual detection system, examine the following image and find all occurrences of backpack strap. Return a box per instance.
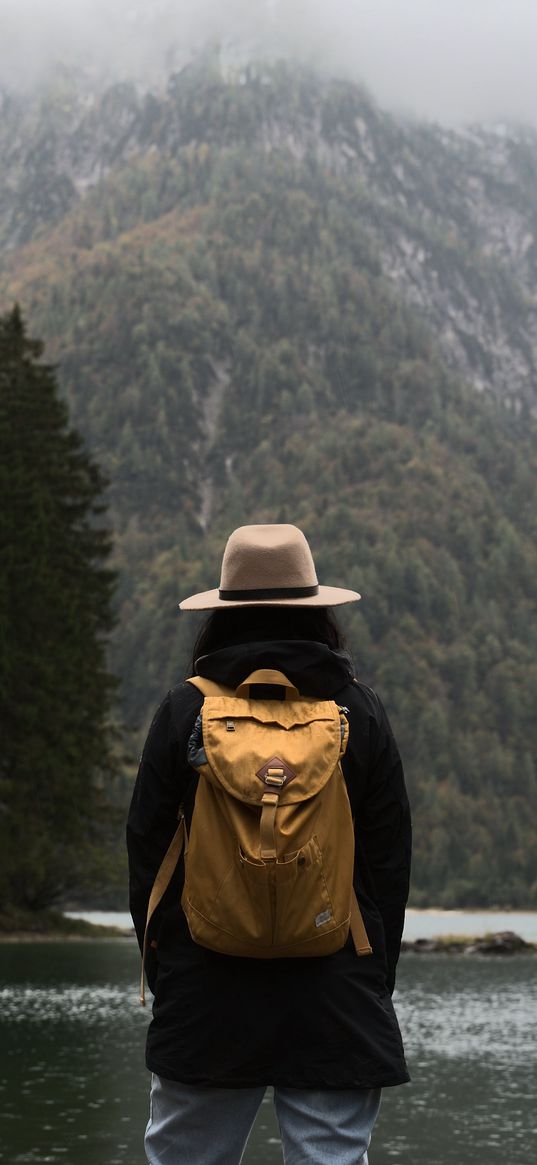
[187,676,235,697]
[140,810,188,1006]
[350,891,373,956]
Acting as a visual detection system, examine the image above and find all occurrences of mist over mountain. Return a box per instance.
[1,55,537,907]
[3,53,537,410]
[4,0,537,128]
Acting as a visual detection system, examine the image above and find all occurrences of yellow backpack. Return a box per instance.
[140,669,371,1004]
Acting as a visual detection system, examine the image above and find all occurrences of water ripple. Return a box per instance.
[0,985,143,1023]
[396,963,537,1063]
[2,961,536,1068]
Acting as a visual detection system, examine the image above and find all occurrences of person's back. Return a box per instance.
[127,524,411,1164]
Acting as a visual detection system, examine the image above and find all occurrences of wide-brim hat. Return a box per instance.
[179,524,361,610]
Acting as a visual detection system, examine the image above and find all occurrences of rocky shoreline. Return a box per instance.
[401,930,536,955]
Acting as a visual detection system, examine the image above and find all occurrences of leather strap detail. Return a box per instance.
[260,792,279,859]
[350,891,373,956]
[256,755,296,787]
[140,813,187,1006]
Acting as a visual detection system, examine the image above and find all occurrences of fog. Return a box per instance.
[1,0,537,126]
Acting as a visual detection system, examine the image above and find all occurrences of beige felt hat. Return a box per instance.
[179,524,361,610]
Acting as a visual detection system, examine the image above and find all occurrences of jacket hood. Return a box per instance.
[195,640,355,698]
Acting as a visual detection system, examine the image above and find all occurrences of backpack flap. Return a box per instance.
[198,696,342,804]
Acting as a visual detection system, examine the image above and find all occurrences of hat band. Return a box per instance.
[218,584,320,601]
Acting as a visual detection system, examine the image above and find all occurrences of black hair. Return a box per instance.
[189,605,346,673]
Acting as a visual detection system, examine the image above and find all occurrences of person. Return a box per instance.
[127,523,411,1165]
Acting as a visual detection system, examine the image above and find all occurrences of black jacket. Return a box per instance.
[127,640,411,1089]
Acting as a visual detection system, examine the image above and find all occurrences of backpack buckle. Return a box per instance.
[265,769,285,787]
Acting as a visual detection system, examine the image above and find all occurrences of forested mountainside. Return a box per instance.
[3,59,537,408]
[1,59,537,906]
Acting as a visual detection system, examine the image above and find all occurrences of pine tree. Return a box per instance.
[0,305,117,912]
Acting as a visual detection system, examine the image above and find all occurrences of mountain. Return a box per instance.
[3,59,537,408]
[1,58,536,907]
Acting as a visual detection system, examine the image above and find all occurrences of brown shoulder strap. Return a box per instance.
[350,891,373,956]
[140,814,188,1006]
[186,676,235,697]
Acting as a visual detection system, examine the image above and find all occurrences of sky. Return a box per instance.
[1,0,537,127]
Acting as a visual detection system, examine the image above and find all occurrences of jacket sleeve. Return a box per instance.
[126,685,201,960]
[359,694,412,993]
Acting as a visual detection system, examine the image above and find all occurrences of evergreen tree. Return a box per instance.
[0,306,116,912]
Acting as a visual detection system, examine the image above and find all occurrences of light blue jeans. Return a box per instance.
[145,1073,381,1165]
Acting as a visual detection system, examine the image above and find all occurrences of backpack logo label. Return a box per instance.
[315,909,332,928]
[256,755,296,786]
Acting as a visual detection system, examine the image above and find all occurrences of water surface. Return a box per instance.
[1,941,535,1164]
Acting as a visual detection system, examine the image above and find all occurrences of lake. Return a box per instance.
[0,939,536,1165]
